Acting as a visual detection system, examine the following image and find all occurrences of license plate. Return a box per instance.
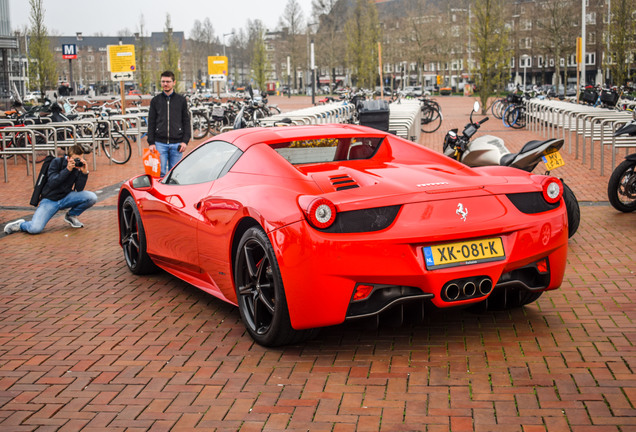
[423,237,505,270]
[542,148,565,170]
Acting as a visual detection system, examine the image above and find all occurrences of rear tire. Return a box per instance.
[608,159,636,212]
[234,227,312,346]
[562,181,580,237]
[420,107,442,133]
[192,112,209,140]
[102,130,131,164]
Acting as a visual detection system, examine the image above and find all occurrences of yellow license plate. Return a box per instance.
[423,237,505,270]
[542,148,565,170]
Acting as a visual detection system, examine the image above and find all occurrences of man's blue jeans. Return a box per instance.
[155,142,182,177]
[20,190,98,234]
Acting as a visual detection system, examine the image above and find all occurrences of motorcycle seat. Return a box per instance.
[500,153,517,166]
[500,138,564,167]
[519,140,548,154]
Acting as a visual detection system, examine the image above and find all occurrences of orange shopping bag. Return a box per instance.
[142,148,161,177]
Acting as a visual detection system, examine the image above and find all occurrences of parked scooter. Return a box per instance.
[607,113,636,212]
[443,101,580,238]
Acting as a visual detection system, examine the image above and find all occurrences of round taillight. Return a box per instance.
[307,198,337,229]
[542,177,562,204]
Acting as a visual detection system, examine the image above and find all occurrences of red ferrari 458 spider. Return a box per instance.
[118,124,568,346]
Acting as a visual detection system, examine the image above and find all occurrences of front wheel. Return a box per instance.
[119,196,158,275]
[608,159,636,212]
[234,227,308,346]
[562,181,580,237]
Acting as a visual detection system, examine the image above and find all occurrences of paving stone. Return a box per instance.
[0,96,635,431]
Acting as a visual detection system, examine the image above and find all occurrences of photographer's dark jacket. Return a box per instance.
[41,157,88,201]
[147,91,191,145]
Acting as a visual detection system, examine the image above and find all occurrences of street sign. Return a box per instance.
[62,44,77,59]
[208,56,228,76]
[111,71,134,81]
[209,74,227,82]
[108,44,136,74]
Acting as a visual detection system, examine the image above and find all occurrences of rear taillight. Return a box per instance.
[541,177,563,204]
[303,197,337,229]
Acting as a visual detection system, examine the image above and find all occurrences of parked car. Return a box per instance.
[403,86,423,96]
[23,91,41,103]
[118,124,569,346]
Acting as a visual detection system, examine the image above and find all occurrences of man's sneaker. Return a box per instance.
[4,219,25,234]
[64,213,84,228]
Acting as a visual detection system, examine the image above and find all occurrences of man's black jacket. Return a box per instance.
[41,156,88,201]
[147,91,191,145]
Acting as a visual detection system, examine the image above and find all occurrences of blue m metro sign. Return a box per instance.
[62,44,77,59]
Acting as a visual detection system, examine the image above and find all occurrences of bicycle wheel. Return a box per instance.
[209,119,224,136]
[491,99,504,119]
[13,130,51,163]
[102,130,132,164]
[510,106,526,129]
[496,101,509,120]
[421,107,442,133]
[191,112,209,140]
[502,105,516,127]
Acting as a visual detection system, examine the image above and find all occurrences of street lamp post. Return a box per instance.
[223,32,234,92]
[521,55,529,90]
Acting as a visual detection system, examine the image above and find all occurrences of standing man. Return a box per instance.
[4,144,97,235]
[147,71,191,177]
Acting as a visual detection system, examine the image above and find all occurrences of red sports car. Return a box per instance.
[118,124,568,346]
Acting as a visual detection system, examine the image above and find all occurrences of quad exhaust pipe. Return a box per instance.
[442,276,493,302]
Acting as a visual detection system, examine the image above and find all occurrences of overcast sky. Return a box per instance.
[9,0,306,39]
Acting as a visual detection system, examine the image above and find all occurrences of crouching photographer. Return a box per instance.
[4,144,97,235]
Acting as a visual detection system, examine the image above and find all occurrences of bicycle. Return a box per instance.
[419,97,442,133]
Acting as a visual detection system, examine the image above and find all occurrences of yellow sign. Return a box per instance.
[576,37,582,64]
[436,75,442,85]
[208,56,228,76]
[108,45,136,74]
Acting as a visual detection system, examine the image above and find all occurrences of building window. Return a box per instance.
[520,56,532,68]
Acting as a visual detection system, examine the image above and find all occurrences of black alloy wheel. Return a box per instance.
[120,196,157,274]
[234,227,305,346]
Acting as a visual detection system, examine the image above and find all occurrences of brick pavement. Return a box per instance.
[0,96,634,431]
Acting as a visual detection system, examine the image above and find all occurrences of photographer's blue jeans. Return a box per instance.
[20,190,98,234]
[155,142,182,177]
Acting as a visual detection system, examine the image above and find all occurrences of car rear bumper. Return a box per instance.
[271,202,568,330]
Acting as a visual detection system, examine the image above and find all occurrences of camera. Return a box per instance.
[74,158,84,168]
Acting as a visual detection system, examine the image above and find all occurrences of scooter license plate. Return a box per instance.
[423,237,505,270]
[542,148,565,170]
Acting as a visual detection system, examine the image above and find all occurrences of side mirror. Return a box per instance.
[131,174,154,190]
[473,101,480,113]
